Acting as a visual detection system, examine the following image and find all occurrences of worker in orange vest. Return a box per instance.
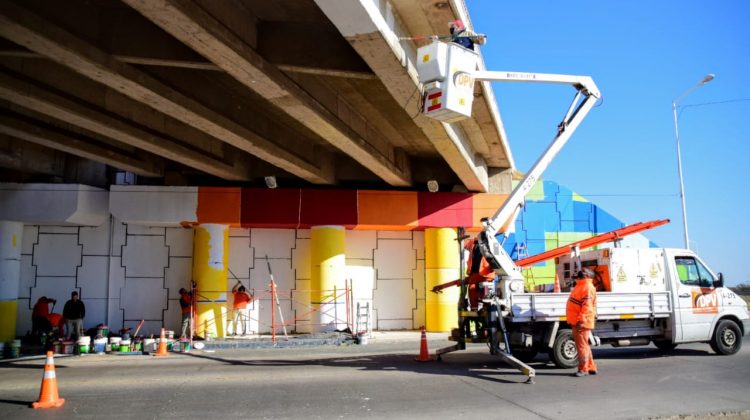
[231,282,253,336]
[32,296,56,341]
[464,238,496,337]
[566,268,598,377]
[179,287,193,339]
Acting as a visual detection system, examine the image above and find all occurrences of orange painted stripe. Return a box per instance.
[197,187,241,226]
[356,190,419,231]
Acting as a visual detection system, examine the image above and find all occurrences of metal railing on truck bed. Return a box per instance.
[509,291,672,323]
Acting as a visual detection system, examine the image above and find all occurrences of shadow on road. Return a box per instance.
[181,349,574,385]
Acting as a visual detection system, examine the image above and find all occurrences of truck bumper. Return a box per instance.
[744,319,750,336]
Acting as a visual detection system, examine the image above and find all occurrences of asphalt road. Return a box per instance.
[1,336,749,419]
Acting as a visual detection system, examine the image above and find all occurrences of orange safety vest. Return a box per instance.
[179,292,192,315]
[32,297,53,318]
[232,291,252,309]
[566,278,597,329]
[465,238,495,280]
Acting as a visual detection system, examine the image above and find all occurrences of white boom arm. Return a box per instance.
[469,70,601,280]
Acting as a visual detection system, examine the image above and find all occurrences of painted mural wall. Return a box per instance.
[16,220,429,337]
[13,180,654,337]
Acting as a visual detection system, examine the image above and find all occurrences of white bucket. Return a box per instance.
[119,339,131,351]
[93,337,107,353]
[143,338,156,353]
[9,339,21,358]
[77,336,91,354]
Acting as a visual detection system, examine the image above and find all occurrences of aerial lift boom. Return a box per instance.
[416,40,601,382]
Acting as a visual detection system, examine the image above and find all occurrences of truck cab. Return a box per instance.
[549,247,749,365]
[664,249,749,351]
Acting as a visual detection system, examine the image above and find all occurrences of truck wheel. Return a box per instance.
[710,320,742,355]
[653,340,678,352]
[550,329,578,369]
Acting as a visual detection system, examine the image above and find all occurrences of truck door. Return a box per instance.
[672,256,721,342]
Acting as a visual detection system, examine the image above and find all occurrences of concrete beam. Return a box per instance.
[0,71,247,181]
[315,0,489,192]
[0,134,65,176]
[122,0,410,187]
[0,113,164,177]
[0,1,333,184]
[0,182,108,226]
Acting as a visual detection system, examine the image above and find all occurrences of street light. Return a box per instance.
[672,73,714,250]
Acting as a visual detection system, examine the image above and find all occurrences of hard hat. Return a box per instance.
[450,19,465,30]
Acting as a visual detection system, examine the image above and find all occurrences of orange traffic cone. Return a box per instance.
[553,273,561,293]
[415,326,432,362]
[31,351,65,409]
[153,328,169,357]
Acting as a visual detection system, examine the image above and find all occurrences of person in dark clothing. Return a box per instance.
[63,291,85,339]
[449,19,475,50]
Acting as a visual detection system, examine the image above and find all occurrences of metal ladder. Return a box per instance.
[516,242,536,291]
[355,302,371,337]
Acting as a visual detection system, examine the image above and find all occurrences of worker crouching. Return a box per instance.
[566,269,598,377]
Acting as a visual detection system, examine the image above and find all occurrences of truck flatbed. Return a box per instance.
[508,291,672,323]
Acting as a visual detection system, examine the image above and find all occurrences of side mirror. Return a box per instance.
[714,272,724,288]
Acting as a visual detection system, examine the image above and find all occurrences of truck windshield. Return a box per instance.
[675,257,715,288]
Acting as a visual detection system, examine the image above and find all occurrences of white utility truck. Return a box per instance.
[416,38,749,381]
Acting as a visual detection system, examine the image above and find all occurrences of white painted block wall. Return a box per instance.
[17,219,429,337]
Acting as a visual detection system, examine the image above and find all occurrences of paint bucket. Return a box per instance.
[62,340,75,355]
[132,339,142,351]
[166,339,174,351]
[52,341,62,354]
[357,333,369,346]
[93,337,107,353]
[180,339,191,353]
[166,330,175,340]
[109,336,121,352]
[119,339,131,352]
[9,339,22,358]
[77,336,91,354]
[143,338,156,353]
[97,325,109,338]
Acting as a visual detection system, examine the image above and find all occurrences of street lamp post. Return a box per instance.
[672,74,714,250]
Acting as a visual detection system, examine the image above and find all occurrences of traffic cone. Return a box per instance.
[31,351,65,409]
[553,273,561,293]
[415,326,432,362]
[153,328,169,357]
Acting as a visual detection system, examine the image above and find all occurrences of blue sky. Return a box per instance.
[466,0,750,286]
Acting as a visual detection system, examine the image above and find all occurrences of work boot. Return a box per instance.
[574,371,588,377]
[589,370,598,375]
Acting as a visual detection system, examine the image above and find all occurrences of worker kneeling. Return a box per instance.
[566,269,598,377]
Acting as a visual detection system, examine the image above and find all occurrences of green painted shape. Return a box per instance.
[525,181,546,202]
[557,232,594,245]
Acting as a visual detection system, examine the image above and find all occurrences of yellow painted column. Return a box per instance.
[310,226,345,332]
[0,221,23,342]
[192,224,229,339]
[425,228,460,332]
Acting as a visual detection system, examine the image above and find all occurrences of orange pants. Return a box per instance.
[573,325,597,373]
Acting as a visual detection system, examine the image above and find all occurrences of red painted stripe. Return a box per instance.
[427,92,442,100]
[427,103,442,112]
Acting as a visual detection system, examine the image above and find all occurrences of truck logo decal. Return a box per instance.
[649,262,661,278]
[692,289,719,314]
[616,266,627,282]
